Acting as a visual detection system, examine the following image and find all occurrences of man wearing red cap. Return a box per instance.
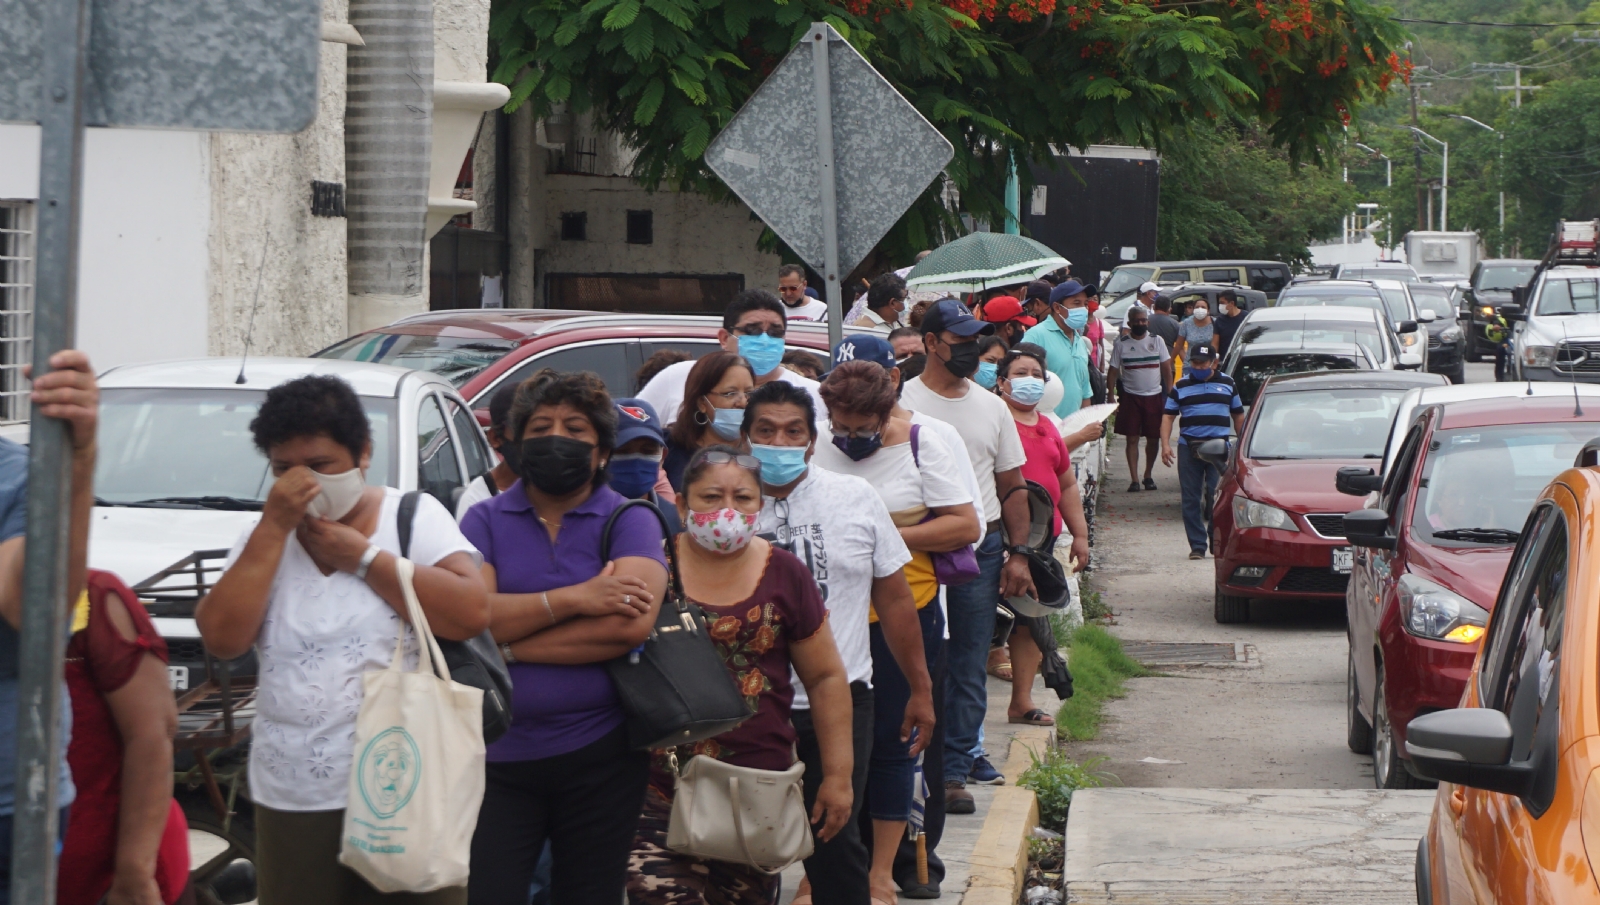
[979,296,1036,347]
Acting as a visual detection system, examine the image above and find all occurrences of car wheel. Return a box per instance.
[1373,664,1429,790]
[1214,586,1249,623]
[1347,650,1373,753]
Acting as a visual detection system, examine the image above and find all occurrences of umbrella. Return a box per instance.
[904,233,1069,293]
[908,747,929,884]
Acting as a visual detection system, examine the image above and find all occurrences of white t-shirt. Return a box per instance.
[638,358,826,428]
[1109,333,1171,397]
[899,377,1027,525]
[906,410,984,538]
[783,296,832,321]
[454,474,496,521]
[227,488,482,811]
[812,420,972,519]
[756,466,911,709]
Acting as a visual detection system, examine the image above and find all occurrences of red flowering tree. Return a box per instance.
[490,0,1408,261]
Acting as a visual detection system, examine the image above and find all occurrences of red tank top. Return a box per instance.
[58,570,190,905]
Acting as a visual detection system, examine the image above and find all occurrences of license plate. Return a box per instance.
[168,666,188,691]
[1331,548,1353,574]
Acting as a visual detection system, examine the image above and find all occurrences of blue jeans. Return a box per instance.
[943,532,1005,783]
[867,603,944,821]
[1177,441,1221,553]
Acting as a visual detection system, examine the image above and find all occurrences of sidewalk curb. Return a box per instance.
[964,727,1053,904]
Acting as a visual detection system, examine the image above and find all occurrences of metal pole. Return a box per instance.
[809,23,844,349]
[14,0,90,899]
[1441,141,1448,232]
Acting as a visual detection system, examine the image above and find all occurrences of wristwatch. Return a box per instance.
[1008,544,1034,557]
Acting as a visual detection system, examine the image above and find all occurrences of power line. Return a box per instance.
[1392,16,1594,27]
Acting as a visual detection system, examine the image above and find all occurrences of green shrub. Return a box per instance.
[1018,748,1114,829]
[1057,623,1153,741]
[1080,587,1112,623]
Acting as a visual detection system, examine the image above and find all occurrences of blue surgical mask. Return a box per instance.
[1188,367,1214,381]
[1006,376,1046,406]
[1063,307,1089,332]
[710,406,745,441]
[750,443,809,486]
[608,453,662,499]
[737,334,786,376]
[974,361,999,389]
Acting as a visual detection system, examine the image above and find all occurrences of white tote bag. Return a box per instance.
[339,557,486,893]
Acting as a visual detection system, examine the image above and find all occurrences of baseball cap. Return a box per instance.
[921,298,994,337]
[980,296,1037,327]
[613,398,665,447]
[1049,280,1088,305]
[1189,343,1219,362]
[1023,280,1053,303]
[833,334,896,369]
[1139,281,1160,295]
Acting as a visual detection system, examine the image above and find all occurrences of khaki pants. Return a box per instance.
[256,805,467,905]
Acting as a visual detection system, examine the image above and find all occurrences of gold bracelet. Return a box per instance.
[542,590,555,625]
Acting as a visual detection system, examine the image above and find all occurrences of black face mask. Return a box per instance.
[1128,324,1149,338]
[520,436,596,496]
[832,432,883,462]
[941,340,982,379]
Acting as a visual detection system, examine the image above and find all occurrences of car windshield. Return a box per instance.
[1247,388,1405,459]
[1232,320,1388,365]
[1477,266,1534,292]
[1534,279,1600,316]
[1277,290,1394,322]
[1409,286,1455,319]
[316,333,518,387]
[1341,265,1417,280]
[1103,267,1154,297]
[1231,352,1363,405]
[1412,423,1598,546]
[94,388,397,508]
[1103,293,1143,320]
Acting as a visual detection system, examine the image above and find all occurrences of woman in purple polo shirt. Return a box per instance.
[460,370,669,905]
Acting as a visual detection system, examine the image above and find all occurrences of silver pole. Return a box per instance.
[1441,141,1448,232]
[14,0,90,899]
[809,23,844,349]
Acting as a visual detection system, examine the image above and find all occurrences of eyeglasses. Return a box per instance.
[706,389,751,403]
[697,449,762,472]
[764,497,793,552]
[733,324,787,338]
[829,423,883,440]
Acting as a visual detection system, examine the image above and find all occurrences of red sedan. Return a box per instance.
[1208,370,1445,623]
[1341,396,1600,789]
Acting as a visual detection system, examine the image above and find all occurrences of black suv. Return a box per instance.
[1461,259,1538,360]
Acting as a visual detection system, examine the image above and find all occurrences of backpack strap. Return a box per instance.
[398,490,422,559]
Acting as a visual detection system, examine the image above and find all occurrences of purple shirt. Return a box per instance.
[461,481,667,761]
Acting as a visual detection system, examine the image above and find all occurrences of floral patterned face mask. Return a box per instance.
[686,507,759,554]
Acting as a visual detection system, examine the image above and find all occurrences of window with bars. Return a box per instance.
[0,203,35,424]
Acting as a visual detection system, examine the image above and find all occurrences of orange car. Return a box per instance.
[1409,440,1600,904]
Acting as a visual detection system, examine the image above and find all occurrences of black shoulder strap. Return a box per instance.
[398,490,422,559]
[600,497,685,608]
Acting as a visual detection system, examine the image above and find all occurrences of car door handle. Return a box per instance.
[1449,785,1465,819]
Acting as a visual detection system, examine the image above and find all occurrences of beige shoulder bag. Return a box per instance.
[665,752,814,873]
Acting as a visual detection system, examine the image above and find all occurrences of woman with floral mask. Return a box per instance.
[197,375,489,905]
[991,345,1092,727]
[813,360,980,903]
[460,369,670,905]
[663,352,755,493]
[625,446,854,905]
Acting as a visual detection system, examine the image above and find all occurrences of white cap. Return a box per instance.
[1138,281,1160,295]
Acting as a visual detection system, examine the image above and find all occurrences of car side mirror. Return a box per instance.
[1501,303,1526,322]
[1417,310,1438,323]
[1335,466,1383,496]
[1342,509,1395,550]
[1398,320,1419,334]
[1398,351,1424,370]
[1404,708,1535,796]
[1194,438,1230,470]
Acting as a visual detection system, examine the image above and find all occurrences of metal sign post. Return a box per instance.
[809,26,845,347]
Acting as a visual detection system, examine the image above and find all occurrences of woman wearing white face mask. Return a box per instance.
[1172,302,1215,368]
[196,375,489,905]
[625,446,854,905]
[991,346,1091,727]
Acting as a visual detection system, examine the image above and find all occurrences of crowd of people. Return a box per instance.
[0,257,1124,905]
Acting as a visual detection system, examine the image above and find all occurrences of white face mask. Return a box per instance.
[306,467,366,521]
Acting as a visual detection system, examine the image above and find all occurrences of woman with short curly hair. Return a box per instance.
[460,369,669,905]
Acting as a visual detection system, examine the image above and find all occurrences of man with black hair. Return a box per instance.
[455,381,521,520]
[637,288,826,429]
[1211,289,1246,357]
[852,272,908,329]
[887,326,924,361]
[740,381,934,905]
[778,263,830,321]
[1147,294,1181,352]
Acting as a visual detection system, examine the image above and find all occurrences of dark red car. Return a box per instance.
[1207,370,1446,624]
[1341,396,1600,788]
[313,309,847,416]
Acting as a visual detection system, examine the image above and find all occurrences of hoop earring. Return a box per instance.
[694,409,710,426]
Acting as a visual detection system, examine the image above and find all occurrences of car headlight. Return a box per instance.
[1400,331,1421,348]
[1231,496,1300,532]
[1397,574,1488,643]
[1523,344,1556,368]
[1440,326,1462,342]
[1480,306,1495,317]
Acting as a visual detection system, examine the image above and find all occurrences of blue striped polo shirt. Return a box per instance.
[1163,373,1243,444]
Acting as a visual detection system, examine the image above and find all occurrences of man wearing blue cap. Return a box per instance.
[1021,281,1095,417]
[609,398,682,535]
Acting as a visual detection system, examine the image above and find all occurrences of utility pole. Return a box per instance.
[1410,70,1425,231]
[1447,114,1504,255]
[1474,63,1542,107]
[1410,127,1448,232]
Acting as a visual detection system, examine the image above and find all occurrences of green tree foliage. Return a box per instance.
[491,0,1406,266]
[1158,118,1360,267]
[1502,76,1600,252]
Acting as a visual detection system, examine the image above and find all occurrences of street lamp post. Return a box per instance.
[1447,114,1505,256]
[1410,126,1448,232]
[1354,142,1392,252]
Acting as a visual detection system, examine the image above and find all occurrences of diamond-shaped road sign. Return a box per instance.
[706,24,953,280]
[0,0,320,130]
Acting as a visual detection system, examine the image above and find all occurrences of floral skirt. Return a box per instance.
[625,783,780,905]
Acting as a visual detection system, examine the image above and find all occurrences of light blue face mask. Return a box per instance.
[1007,376,1046,406]
[750,443,809,486]
[709,406,745,441]
[737,333,786,376]
[1062,306,1089,332]
[974,361,999,389]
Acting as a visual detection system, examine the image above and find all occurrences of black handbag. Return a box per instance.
[398,491,515,743]
[600,498,752,750]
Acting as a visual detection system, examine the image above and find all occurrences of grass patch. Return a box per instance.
[1057,624,1153,741]
[1079,586,1112,623]
[1017,747,1115,829]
